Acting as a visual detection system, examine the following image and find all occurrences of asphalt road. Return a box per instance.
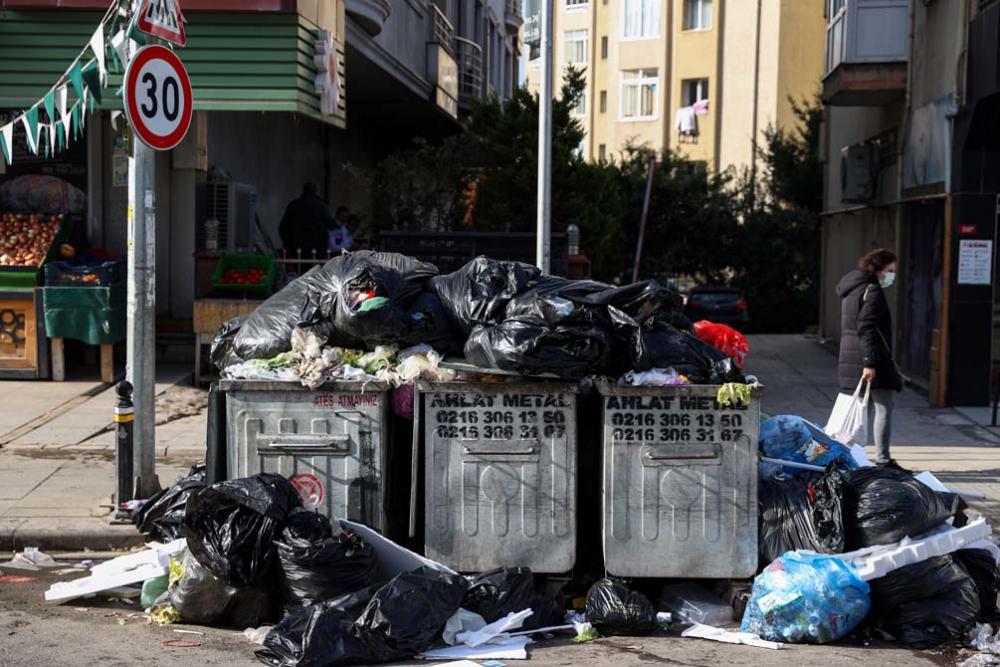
[0,560,970,667]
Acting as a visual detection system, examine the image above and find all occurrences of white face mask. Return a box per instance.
[880,271,896,289]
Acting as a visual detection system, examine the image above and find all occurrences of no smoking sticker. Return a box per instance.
[290,473,325,509]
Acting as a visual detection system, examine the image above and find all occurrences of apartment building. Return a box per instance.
[819,0,1000,409]
[525,0,824,171]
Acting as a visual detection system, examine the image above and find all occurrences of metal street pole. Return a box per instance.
[126,121,159,499]
[535,0,553,274]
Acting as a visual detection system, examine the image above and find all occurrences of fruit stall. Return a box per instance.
[0,212,70,379]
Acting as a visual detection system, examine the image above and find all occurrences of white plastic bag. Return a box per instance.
[825,379,870,447]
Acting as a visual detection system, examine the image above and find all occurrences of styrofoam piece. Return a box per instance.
[339,519,457,578]
[456,609,534,648]
[835,516,992,581]
[419,637,531,661]
[681,623,783,650]
[44,539,185,604]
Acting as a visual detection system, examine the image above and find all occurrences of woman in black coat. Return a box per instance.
[836,248,904,470]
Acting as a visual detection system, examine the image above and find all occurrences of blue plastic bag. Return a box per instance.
[759,415,857,477]
[742,551,871,644]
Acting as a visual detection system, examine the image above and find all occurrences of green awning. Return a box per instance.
[0,11,345,127]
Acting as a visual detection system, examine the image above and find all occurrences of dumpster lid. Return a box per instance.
[594,379,763,398]
[416,379,581,394]
[217,379,394,392]
[439,356,562,380]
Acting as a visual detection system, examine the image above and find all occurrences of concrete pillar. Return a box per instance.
[169,111,208,319]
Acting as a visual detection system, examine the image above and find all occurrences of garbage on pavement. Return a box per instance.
[742,551,872,644]
[584,578,658,637]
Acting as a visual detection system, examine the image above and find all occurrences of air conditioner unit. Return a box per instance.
[206,181,257,253]
[841,143,876,204]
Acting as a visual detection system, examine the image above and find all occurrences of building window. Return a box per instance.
[599,144,607,161]
[601,36,608,59]
[576,137,587,159]
[828,0,845,17]
[684,0,712,31]
[564,29,589,66]
[600,90,607,113]
[571,92,587,116]
[682,78,709,106]
[622,0,661,39]
[620,68,658,120]
[566,0,588,8]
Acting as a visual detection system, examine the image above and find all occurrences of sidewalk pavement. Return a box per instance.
[0,335,997,551]
[0,365,208,551]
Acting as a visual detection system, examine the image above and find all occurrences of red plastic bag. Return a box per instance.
[693,321,749,369]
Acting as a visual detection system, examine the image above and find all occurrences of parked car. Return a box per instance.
[684,286,750,329]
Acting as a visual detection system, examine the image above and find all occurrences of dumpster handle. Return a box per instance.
[462,446,537,456]
[267,435,350,448]
[644,452,718,461]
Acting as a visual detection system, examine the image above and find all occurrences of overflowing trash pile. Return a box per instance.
[753,413,999,649]
[210,252,747,388]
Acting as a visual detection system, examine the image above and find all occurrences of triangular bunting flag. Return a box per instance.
[68,61,86,104]
[82,62,102,105]
[43,90,55,126]
[55,121,63,153]
[89,26,107,85]
[71,104,81,140]
[22,107,40,154]
[46,122,56,156]
[42,126,50,159]
[61,98,73,145]
[0,124,12,165]
[110,30,127,73]
[56,85,68,123]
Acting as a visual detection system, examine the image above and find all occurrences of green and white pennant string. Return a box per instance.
[0,0,122,166]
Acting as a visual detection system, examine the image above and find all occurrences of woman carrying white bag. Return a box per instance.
[832,248,905,471]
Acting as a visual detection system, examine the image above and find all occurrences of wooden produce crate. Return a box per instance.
[0,289,49,379]
[193,297,263,385]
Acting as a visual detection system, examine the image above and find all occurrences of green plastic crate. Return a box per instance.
[210,253,275,298]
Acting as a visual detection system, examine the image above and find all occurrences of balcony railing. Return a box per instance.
[505,0,523,29]
[430,5,455,56]
[455,36,483,108]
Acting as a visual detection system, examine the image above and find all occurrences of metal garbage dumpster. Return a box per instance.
[598,381,761,579]
[221,380,392,532]
[417,381,578,573]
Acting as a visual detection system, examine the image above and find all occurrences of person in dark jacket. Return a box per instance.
[278,182,337,257]
[836,248,904,470]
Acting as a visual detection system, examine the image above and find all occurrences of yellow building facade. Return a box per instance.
[526,0,825,171]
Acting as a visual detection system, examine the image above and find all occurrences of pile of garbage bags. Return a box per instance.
[212,253,747,384]
[753,415,998,648]
[135,471,599,666]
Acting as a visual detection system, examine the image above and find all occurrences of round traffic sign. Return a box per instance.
[124,45,193,151]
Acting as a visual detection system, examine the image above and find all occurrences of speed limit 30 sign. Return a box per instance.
[124,45,193,151]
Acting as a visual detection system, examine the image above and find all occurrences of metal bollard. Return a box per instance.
[112,381,135,522]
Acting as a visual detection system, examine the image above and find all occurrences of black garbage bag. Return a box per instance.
[429,256,541,334]
[231,264,348,364]
[629,319,734,383]
[462,567,564,631]
[261,566,467,667]
[170,551,273,627]
[842,467,965,549]
[503,276,611,328]
[211,315,247,370]
[710,357,747,384]
[184,473,302,586]
[953,549,1000,618]
[585,578,657,636]
[256,587,379,667]
[464,321,612,378]
[759,472,844,567]
[135,464,205,542]
[300,251,438,347]
[403,291,464,354]
[870,555,981,648]
[277,511,380,610]
[577,280,684,323]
